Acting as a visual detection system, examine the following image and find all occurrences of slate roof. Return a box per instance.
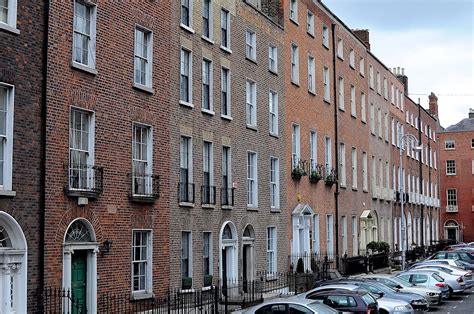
[441,117,474,133]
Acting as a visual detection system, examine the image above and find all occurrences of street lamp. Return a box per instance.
[399,132,423,270]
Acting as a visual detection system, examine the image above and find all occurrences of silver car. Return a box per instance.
[358,273,442,305]
[296,284,414,314]
[235,297,339,313]
[411,264,474,288]
[410,268,466,293]
[396,270,450,299]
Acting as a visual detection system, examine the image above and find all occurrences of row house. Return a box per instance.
[44,1,171,311]
[0,0,46,312]
[169,0,287,290]
[439,109,474,242]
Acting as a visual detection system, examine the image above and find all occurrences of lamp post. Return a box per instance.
[399,131,423,270]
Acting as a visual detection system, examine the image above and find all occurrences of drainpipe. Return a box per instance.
[418,99,424,248]
[39,0,50,297]
[331,23,340,267]
[428,125,432,246]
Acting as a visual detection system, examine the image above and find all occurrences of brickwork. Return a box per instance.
[439,123,474,242]
[0,0,46,310]
[168,0,288,289]
[44,0,171,297]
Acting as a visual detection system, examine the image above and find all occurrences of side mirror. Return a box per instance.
[396,284,403,289]
[378,292,384,298]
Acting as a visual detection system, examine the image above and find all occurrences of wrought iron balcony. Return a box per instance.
[66,164,103,199]
[201,185,216,206]
[221,187,235,207]
[178,182,195,204]
[129,173,160,203]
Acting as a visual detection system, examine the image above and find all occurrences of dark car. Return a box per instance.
[314,279,429,312]
[428,251,474,264]
[305,289,378,314]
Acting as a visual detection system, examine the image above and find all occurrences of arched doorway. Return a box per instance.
[360,210,378,253]
[444,220,459,242]
[242,225,255,291]
[219,222,238,287]
[63,218,98,313]
[291,203,314,271]
[0,211,27,314]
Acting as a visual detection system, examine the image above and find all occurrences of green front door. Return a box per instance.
[71,250,87,313]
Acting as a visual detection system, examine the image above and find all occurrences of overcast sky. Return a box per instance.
[323,0,474,128]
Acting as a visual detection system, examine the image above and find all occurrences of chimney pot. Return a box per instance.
[397,67,401,75]
[402,68,405,75]
[469,108,474,119]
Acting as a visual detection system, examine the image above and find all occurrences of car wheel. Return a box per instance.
[379,309,389,314]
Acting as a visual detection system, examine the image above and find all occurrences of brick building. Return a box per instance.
[169,0,288,290]
[439,109,474,242]
[44,1,171,310]
[0,0,46,312]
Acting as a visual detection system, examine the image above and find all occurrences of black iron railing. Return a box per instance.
[178,182,195,203]
[130,173,160,202]
[66,164,103,198]
[201,185,216,205]
[221,187,235,207]
[37,287,86,313]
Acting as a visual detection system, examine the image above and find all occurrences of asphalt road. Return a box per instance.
[430,290,474,313]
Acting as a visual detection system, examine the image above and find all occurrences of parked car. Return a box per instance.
[409,268,466,293]
[302,289,379,314]
[357,274,442,305]
[427,251,474,264]
[313,279,427,312]
[412,258,471,270]
[410,264,474,288]
[299,283,414,314]
[395,270,450,299]
[236,298,339,314]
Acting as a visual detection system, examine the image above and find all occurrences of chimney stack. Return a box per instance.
[428,92,439,119]
[469,108,474,119]
[395,67,409,95]
[352,29,370,50]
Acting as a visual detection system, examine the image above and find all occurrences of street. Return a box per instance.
[429,290,474,313]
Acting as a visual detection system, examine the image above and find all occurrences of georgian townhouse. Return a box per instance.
[364,41,393,253]
[44,1,171,311]
[284,0,336,270]
[0,0,46,312]
[439,109,474,242]
[169,0,287,291]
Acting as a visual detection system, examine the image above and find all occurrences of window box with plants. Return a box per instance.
[203,275,213,287]
[181,277,193,290]
[291,160,307,180]
[324,168,337,186]
[309,164,323,183]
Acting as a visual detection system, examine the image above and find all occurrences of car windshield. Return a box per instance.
[308,301,338,313]
[460,252,473,259]
[392,277,415,287]
[361,293,377,305]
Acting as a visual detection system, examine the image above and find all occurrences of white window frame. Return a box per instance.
[266,226,277,273]
[350,85,356,116]
[203,231,213,278]
[246,30,256,61]
[352,147,357,189]
[352,216,358,256]
[131,230,153,295]
[384,113,389,142]
[342,216,348,254]
[339,142,346,187]
[201,0,213,41]
[338,77,344,110]
[369,103,375,134]
[180,135,193,185]
[310,131,317,171]
[446,160,456,175]
[362,152,368,191]
[180,48,193,106]
[269,90,278,136]
[180,0,194,31]
[201,58,214,113]
[308,55,315,94]
[376,71,381,94]
[326,214,334,256]
[360,92,366,123]
[291,44,299,84]
[313,214,320,254]
[181,231,193,284]
[221,66,231,118]
[0,0,18,33]
[0,84,14,191]
[337,38,344,59]
[72,0,97,70]
[306,10,314,36]
[369,65,374,89]
[447,189,457,206]
[445,140,455,150]
[220,8,231,50]
[289,0,298,23]
[322,24,329,48]
[247,151,258,207]
[134,26,153,89]
[323,66,330,101]
[349,49,355,68]
[202,141,214,201]
[359,57,365,76]
[270,157,280,209]
[132,123,153,196]
[383,77,388,99]
[325,136,332,173]
[391,83,395,104]
[246,79,257,127]
[292,124,301,169]
[268,45,278,73]
[377,108,382,138]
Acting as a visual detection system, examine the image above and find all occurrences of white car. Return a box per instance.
[358,273,442,305]
[411,263,474,288]
[234,297,339,314]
